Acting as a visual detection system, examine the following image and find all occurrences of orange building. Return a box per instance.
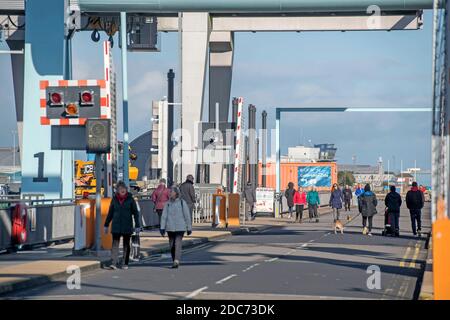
[258,162,337,192]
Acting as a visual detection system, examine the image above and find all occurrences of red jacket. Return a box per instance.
[294,191,307,205]
[152,185,170,210]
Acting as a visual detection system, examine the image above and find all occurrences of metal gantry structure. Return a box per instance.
[0,0,449,297]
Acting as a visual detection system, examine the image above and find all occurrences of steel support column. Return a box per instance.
[120,12,130,187]
[21,0,72,199]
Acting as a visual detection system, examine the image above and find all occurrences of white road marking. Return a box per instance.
[216,274,237,284]
[186,286,208,299]
[243,263,260,272]
[265,257,279,262]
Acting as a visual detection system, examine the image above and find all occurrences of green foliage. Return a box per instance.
[338,171,355,186]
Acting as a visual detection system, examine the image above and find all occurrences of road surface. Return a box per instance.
[0,203,430,300]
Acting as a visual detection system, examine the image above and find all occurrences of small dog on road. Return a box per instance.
[334,219,344,234]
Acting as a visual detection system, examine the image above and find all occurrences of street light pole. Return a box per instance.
[120,12,130,187]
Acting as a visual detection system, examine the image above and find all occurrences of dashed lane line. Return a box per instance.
[399,247,412,268]
[265,257,279,263]
[215,274,237,285]
[185,286,208,299]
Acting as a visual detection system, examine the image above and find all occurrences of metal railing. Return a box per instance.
[193,184,221,224]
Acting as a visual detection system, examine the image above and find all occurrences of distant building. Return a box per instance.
[286,145,320,162]
[0,147,21,184]
[396,173,415,186]
[314,144,337,161]
[338,163,394,187]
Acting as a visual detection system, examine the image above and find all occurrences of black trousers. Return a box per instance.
[409,209,422,234]
[362,216,373,232]
[112,233,131,266]
[308,204,318,219]
[344,199,351,211]
[156,209,163,224]
[295,205,304,221]
[168,231,184,262]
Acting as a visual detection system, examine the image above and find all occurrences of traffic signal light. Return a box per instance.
[86,119,111,154]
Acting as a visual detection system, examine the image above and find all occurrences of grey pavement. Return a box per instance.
[0,203,431,300]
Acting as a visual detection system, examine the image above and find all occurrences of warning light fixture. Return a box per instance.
[80,91,93,105]
[49,92,63,105]
[65,103,79,116]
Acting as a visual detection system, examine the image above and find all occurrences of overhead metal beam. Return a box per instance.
[78,0,434,13]
[155,12,424,32]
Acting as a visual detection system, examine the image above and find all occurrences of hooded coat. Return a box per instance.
[160,198,192,232]
[285,188,296,207]
[329,188,344,209]
[104,193,141,234]
[358,190,378,217]
[385,191,402,213]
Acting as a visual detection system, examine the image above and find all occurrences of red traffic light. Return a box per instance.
[80,91,93,104]
[50,92,63,105]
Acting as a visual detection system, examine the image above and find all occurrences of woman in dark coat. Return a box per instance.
[284,182,296,219]
[104,181,141,270]
[329,183,344,222]
[358,184,378,236]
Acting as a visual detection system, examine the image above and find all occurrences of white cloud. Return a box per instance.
[129,71,166,97]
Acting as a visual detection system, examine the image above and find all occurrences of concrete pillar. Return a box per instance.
[21,0,72,199]
[209,31,234,122]
[180,12,210,181]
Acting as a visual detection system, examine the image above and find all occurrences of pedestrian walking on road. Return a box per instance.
[152,178,170,224]
[294,187,307,223]
[405,181,425,237]
[307,186,320,222]
[160,186,193,268]
[244,181,257,221]
[343,185,353,211]
[284,182,296,219]
[104,181,141,270]
[355,184,364,198]
[354,183,364,208]
[329,183,344,222]
[358,184,378,236]
[384,185,402,237]
[179,174,196,219]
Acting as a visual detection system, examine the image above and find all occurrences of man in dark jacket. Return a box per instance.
[384,185,402,236]
[405,181,425,236]
[179,175,196,217]
[244,182,256,220]
[343,185,353,211]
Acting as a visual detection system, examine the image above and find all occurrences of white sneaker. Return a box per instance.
[121,265,129,270]
[109,265,118,270]
[368,232,373,237]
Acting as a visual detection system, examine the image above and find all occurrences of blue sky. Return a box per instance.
[0,11,432,172]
